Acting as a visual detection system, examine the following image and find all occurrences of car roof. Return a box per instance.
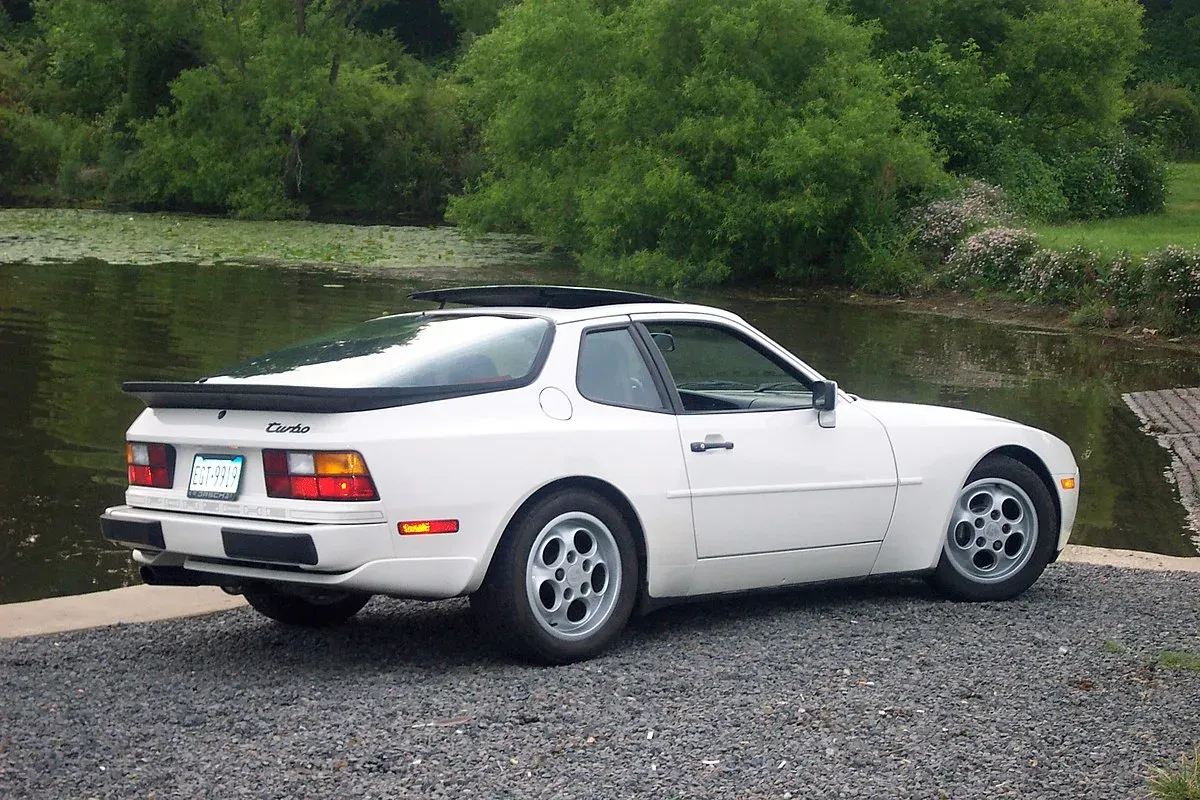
[408,284,743,325]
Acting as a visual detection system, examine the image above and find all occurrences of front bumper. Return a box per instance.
[101,505,479,599]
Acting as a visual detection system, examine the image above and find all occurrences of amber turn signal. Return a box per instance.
[398,520,459,535]
[1059,477,1076,490]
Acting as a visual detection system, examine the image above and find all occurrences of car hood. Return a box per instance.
[852,397,1024,430]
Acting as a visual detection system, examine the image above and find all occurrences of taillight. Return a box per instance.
[263,450,379,501]
[127,442,175,488]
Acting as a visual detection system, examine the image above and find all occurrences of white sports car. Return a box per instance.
[101,285,1080,663]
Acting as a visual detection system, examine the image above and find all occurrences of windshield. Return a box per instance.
[205,313,551,389]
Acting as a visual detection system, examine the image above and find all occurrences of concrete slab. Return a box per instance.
[1058,543,1200,573]
[0,584,246,639]
[1122,386,1200,550]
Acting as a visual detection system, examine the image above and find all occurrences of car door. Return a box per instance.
[633,314,898,559]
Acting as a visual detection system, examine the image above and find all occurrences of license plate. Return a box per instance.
[187,454,245,501]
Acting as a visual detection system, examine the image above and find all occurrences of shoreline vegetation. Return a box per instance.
[5,201,1200,359]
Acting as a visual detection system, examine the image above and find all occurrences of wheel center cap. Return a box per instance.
[567,564,586,585]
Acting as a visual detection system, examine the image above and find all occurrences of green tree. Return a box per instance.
[889,40,1014,175]
[33,0,200,118]
[133,0,462,218]
[450,0,944,287]
[997,0,1144,152]
[1137,0,1200,89]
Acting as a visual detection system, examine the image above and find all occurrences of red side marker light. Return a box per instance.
[398,520,459,535]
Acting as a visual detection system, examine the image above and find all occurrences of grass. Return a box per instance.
[1036,162,1200,256]
[1101,639,1128,654]
[1158,650,1200,671]
[1149,745,1200,800]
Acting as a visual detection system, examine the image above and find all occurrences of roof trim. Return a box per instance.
[410,284,676,309]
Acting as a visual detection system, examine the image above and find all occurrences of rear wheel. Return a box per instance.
[931,454,1058,602]
[244,586,371,627]
[471,489,638,664]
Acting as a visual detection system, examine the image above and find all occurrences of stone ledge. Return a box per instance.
[0,584,247,639]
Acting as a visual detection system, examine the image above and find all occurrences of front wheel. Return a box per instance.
[930,454,1058,602]
[244,586,371,627]
[471,489,639,664]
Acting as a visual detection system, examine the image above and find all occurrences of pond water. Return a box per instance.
[2,242,1198,603]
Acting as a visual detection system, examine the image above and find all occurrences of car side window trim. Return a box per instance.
[633,319,814,416]
[575,323,674,414]
[631,322,685,415]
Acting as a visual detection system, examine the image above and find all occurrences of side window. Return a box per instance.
[577,328,666,411]
[645,323,812,412]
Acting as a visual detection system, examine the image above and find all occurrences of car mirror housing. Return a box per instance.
[812,380,837,411]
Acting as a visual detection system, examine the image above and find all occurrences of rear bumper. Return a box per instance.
[101,505,479,599]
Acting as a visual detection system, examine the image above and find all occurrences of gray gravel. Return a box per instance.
[1,563,1198,799]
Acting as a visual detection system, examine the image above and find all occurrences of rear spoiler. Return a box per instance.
[122,380,517,413]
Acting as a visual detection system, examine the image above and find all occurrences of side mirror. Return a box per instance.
[812,380,837,411]
[650,331,676,352]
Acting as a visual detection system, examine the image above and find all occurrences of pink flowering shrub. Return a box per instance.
[946,226,1039,289]
[910,181,1013,257]
[1015,246,1099,304]
[1096,253,1145,310]
[1144,246,1200,330]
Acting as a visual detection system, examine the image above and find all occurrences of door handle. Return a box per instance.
[691,440,734,452]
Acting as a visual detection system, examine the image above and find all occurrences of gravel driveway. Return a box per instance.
[1,563,1197,799]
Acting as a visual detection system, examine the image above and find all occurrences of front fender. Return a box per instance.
[856,401,1079,575]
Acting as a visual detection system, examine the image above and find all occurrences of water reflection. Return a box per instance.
[1,260,1197,603]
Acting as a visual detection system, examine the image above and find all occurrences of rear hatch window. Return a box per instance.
[206,313,551,389]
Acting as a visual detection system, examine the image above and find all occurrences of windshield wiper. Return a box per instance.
[677,379,757,391]
[754,381,808,392]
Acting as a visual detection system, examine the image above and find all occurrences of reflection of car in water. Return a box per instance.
[100,285,1080,664]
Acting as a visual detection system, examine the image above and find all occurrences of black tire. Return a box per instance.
[930,454,1058,602]
[244,586,371,627]
[471,488,639,665]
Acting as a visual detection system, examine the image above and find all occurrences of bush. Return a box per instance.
[945,227,1039,290]
[1110,136,1168,216]
[1059,148,1123,220]
[1143,246,1200,333]
[1059,138,1167,220]
[1126,81,1200,161]
[983,140,1068,222]
[450,0,945,287]
[909,180,1012,258]
[0,107,63,195]
[844,223,926,295]
[1097,252,1146,310]
[1015,246,1100,304]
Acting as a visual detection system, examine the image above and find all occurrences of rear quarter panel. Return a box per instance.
[123,317,695,598]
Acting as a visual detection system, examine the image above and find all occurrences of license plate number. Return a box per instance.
[187,454,245,500]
